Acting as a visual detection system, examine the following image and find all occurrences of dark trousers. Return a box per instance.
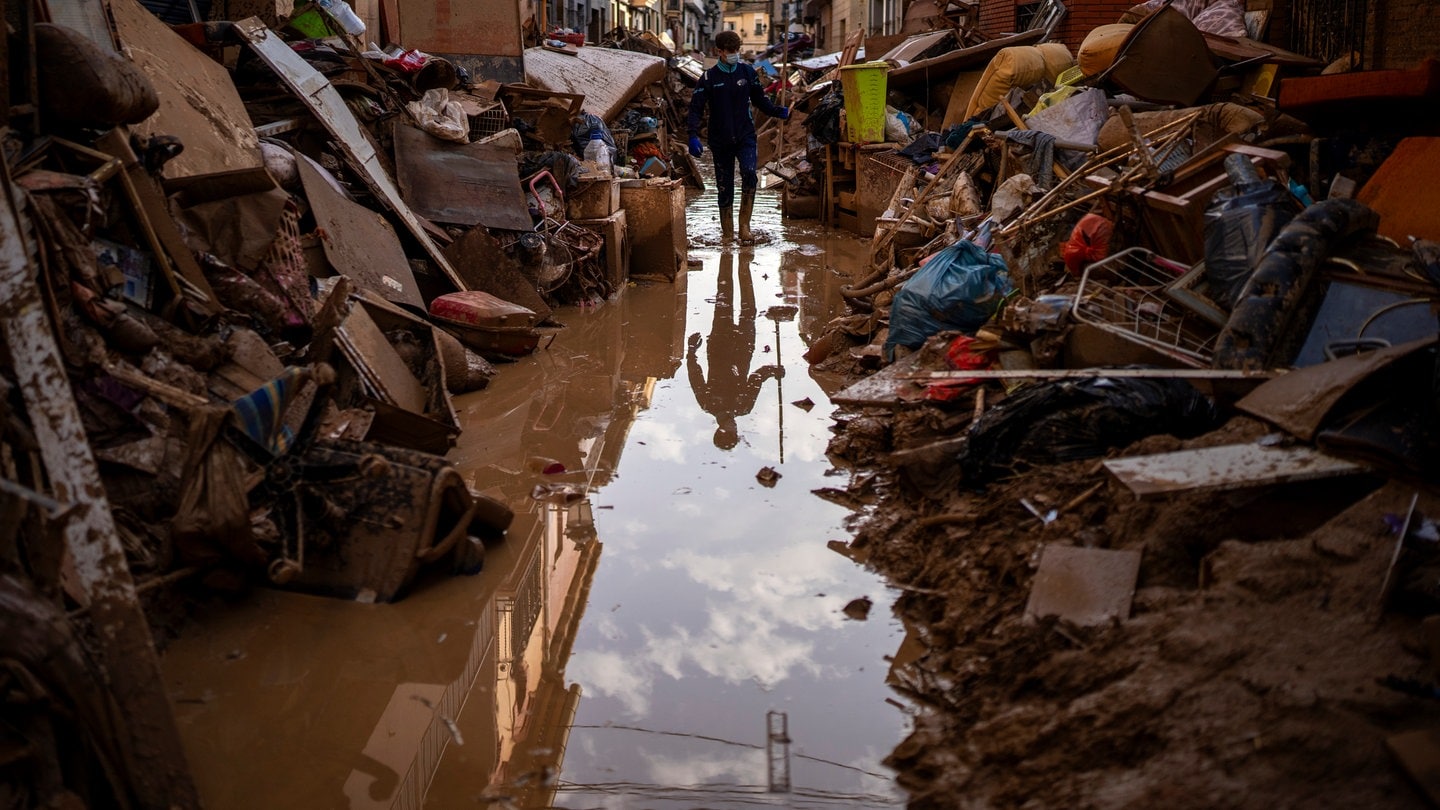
[711,138,758,209]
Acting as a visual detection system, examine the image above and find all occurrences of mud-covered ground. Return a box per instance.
[819,349,1440,808]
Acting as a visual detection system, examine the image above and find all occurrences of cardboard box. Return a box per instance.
[567,176,619,219]
[574,209,629,291]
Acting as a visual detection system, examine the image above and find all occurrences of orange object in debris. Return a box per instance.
[1357,136,1440,243]
[1278,58,1440,111]
[1063,213,1115,276]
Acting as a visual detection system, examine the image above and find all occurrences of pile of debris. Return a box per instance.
[1,0,707,802]
[1,0,715,613]
[802,2,1440,805]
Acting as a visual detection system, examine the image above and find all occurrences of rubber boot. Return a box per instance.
[738,189,755,243]
[720,206,734,241]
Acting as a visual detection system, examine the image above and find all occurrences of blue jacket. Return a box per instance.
[687,62,785,148]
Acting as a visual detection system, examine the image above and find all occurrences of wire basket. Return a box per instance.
[1072,247,1220,367]
[611,128,631,157]
[468,102,509,141]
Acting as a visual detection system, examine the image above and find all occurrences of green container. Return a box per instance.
[288,3,333,38]
[839,61,889,144]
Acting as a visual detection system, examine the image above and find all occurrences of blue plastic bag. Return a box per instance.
[884,241,1012,361]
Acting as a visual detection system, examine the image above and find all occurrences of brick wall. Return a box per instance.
[977,0,1015,36]
[975,0,1132,50]
[1054,0,1133,49]
[1369,0,1440,69]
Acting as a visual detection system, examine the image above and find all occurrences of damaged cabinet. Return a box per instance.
[620,181,686,281]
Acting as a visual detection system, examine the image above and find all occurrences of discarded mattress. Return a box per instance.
[524,46,668,122]
[1130,0,1246,38]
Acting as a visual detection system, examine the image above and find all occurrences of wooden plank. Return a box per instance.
[234,20,467,292]
[295,154,425,310]
[393,123,531,230]
[837,364,1276,408]
[1236,336,1438,441]
[829,351,929,407]
[1103,444,1365,498]
[901,368,1278,380]
[1025,545,1142,626]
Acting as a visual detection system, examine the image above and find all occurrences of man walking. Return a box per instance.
[687,30,789,243]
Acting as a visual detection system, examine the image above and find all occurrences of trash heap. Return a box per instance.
[797,4,1440,805]
[0,0,699,614]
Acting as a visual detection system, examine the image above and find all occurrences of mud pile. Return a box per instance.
[825,398,1440,807]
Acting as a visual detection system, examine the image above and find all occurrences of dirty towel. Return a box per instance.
[231,365,328,456]
[1002,129,1057,188]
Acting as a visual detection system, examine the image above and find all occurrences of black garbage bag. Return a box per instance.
[954,375,1221,484]
[520,150,583,190]
[804,88,844,145]
[1203,166,1300,310]
[570,112,615,154]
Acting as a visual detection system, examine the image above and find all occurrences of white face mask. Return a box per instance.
[722,52,740,65]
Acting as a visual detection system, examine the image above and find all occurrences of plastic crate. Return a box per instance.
[839,62,889,144]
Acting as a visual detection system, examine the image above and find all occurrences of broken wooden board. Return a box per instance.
[233,18,467,292]
[336,305,427,414]
[393,123,532,230]
[1024,544,1142,626]
[830,351,931,408]
[1387,728,1440,806]
[295,154,425,311]
[108,0,263,179]
[1103,443,1366,498]
[1236,335,1438,441]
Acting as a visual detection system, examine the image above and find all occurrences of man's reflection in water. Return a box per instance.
[687,250,784,450]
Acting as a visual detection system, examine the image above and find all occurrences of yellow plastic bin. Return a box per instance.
[839,62,890,144]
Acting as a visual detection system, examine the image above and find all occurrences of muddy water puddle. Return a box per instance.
[162,187,910,808]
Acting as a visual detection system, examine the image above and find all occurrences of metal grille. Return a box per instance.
[1072,247,1219,367]
[1289,0,1368,68]
[509,541,544,662]
[865,150,916,175]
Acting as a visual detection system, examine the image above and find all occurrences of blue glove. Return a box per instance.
[688,136,703,157]
[778,106,791,120]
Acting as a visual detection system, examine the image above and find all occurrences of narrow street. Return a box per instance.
[162,183,912,807]
[7,0,1440,805]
